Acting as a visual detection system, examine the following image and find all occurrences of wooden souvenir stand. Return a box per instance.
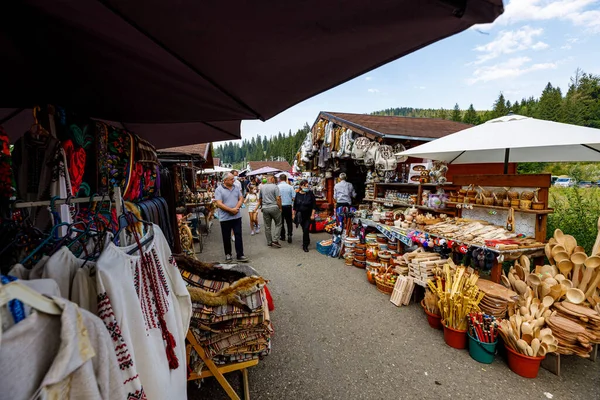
[186,331,258,400]
[446,174,553,283]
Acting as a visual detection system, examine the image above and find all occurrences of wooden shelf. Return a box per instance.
[446,202,554,215]
[370,199,455,214]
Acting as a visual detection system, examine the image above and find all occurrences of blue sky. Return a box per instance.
[240,0,600,141]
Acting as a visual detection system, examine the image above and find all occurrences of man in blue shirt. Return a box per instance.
[278,174,296,243]
[214,173,249,263]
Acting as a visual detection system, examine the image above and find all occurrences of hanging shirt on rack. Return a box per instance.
[12,132,61,230]
[0,296,125,400]
[95,224,191,400]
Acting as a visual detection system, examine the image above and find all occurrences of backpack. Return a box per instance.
[351,136,371,160]
[375,145,397,171]
[363,142,380,166]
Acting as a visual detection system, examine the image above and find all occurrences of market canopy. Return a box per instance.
[197,166,232,174]
[1,1,503,146]
[397,114,600,172]
[246,167,282,176]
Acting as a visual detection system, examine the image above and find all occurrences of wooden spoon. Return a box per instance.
[501,275,511,288]
[592,216,600,255]
[553,251,570,264]
[545,243,555,265]
[531,338,541,356]
[527,274,542,298]
[585,270,600,298]
[519,255,531,273]
[514,280,528,296]
[574,245,586,254]
[554,229,565,245]
[566,288,586,304]
[516,339,529,355]
[551,245,567,258]
[563,235,577,255]
[579,256,600,291]
[571,252,587,287]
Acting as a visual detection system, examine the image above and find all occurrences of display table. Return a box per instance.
[355,218,545,285]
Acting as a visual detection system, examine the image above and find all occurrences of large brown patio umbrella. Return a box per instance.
[0,0,503,146]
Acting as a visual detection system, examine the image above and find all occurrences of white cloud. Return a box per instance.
[365,76,373,81]
[531,41,550,50]
[415,86,426,90]
[472,26,549,64]
[367,88,380,93]
[467,57,557,84]
[477,0,600,33]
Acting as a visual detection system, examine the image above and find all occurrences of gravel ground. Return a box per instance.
[189,210,600,400]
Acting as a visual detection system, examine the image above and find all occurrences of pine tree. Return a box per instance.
[451,103,462,122]
[536,82,563,122]
[462,104,480,125]
[492,93,508,118]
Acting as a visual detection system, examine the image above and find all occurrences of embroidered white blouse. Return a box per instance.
[95,224,191,400]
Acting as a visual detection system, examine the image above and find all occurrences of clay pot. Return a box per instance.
[366,244,379,261]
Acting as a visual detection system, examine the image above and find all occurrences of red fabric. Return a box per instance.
[264,285,274,312]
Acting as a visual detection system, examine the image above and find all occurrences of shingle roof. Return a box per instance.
[248,161,292,171]
[321,112,472,140]
[158,143,214,167]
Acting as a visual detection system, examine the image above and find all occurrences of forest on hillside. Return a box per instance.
[215,69,600,176]
[214,123,310,168]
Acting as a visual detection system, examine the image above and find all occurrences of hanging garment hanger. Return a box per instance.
[20,222,70,265]
[0,280,61,316]
[28,106,49,139]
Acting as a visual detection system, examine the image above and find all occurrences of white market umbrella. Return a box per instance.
[197,165,232,174]
[397,114,600,173]
[246,166,282,176]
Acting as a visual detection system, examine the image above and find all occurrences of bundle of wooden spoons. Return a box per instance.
[498,292,558,357]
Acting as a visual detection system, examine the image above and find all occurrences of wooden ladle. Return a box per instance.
[592,216,600,256]
[527,274,542,298]
[585,270,600,298]
[571,252,588,287]
[559,260,574,278]
[551,245,567,258]
[554,229,565,245]
[553,251,570,265]
[563,235,577,255]
[566,288,586,304]
[545,243,555,265]
[579,255,600,291]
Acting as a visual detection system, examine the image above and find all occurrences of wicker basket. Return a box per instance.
[502,199,511,207]
[375,274,395,295]
[483,197,494,206]
[510,199,520,207]
[532,201,545,210]
[520,199,532,210]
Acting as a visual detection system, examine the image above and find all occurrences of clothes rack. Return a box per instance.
[12,196,109,208]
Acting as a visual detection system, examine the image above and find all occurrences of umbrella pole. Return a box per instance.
[503,148,510,174]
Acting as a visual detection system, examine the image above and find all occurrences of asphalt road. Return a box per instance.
[189,210,600,400]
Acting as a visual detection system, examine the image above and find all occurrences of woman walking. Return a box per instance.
[244,185,260,234]
[293,179,317,252]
